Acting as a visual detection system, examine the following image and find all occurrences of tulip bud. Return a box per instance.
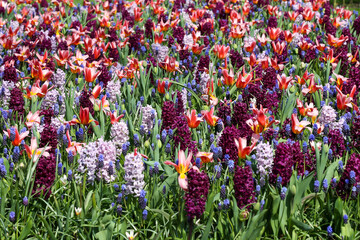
[239,209,249,221]
[157,140,162,148]
[253,202,260,211]
[290,185,296,195]
[144,140,150,148]
[93,103,100,111]
[165,93,170,100]
[153,67,158,74]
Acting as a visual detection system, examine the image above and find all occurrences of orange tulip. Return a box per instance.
[195,152,214,164]
[234,134,259,159]
[213,45,230,59]
[185,110,203,129]
[201,107,219,127]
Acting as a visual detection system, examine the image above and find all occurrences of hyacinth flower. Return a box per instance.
[234,134,259,160]
[291,113,311,134]
[164,150,193,191]
[66,107,99,126]
[25,111,41,129]
[24,137,51,163]
[65,130,84,155]
[336,86,356,111]
[184,110,203,129]
[201,107,219,127]
[213,45,230,59]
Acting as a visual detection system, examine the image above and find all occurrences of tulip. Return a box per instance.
[234,134,259,159]
[67,107,98,126]
[84,66,101,83]
[247,105,279,133]
[4,126,29,146]
[108,111,124,124]
[336,86,356,110]
[291,113,311,134]
[195,152,214,164]
[65,130,84,155]
[277,74,293,90]
[185,110,203,128]
[201,107,219,127]
[25,111,41,129]
[164,150,193,191]
[24,137,51,163]
[302,77,323,95]
[221,68,235,86]
[327,34,348,48]
[236,67,254,89]
[213,45,230,59]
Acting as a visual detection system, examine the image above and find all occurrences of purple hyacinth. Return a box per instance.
[184,168,210,220]
[233,165,256,209]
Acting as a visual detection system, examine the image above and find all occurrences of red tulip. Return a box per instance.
[84,66,101,83]
[201,107,219,127]
[184,110,203,129]
[234,134,259,159]
[336,86,356,110]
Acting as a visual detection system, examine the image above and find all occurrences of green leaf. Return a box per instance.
[146,208,170,221]
[38,215,56,240]
[241,210,268,240]
[290,217,313,231]
[201,210,214,240]
[95,230,108,240]
[18,218,33,240]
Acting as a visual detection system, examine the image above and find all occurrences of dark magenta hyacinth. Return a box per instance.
[233,165,256,209]
[337,153,360,199]
[185,168,209,219]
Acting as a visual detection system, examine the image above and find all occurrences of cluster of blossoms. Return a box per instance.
[0,0,360,237]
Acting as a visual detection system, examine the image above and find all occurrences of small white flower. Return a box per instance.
[126,230,138,240]
[75,207,82,216]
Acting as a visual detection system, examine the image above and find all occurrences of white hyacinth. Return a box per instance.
[318,105,337,126]
[78,138,117,183]
[256,142,274,180]
[111,121,129,156]
[141,105,157,133]
[124,151,145,196]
